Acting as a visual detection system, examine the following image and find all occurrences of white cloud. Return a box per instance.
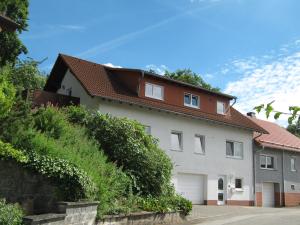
[224,40,300,126]
[103,63,122,68]
[205,73,214,79]
[145,64,168,75]
[58,25,85,31]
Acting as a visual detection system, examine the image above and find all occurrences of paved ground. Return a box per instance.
[181,205,300,225]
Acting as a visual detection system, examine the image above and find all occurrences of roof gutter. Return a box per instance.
[225,97,237,114]
[98,95,263,133]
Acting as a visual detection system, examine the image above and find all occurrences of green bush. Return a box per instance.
[65,106,173,196]
[0,199,23,225]
[0,140,95,201]
[137,195,192,215]
[5,107,132,215]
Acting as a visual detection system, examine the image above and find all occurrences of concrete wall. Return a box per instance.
[58,70,255,204]
[0,160,59,214]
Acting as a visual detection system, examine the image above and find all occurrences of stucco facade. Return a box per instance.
[58,70,255,205]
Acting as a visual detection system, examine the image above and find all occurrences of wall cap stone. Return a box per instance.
[57,201,99,208]
[23,213,66,224]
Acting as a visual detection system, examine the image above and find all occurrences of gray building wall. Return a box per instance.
[254,144,300,193]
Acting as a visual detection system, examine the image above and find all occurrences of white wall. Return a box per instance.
[58,70,254,202]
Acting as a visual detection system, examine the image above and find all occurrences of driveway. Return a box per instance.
[182,205,300,225]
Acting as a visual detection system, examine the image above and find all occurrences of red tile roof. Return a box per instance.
[44,54,267,133]
[249,117,300,152]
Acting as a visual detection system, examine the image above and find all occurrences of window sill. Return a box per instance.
[260,167,275,171]
[170,149,183,152]
[145,95,164,101]
[235,188,244,192]
[194,152,205,155]
[226,156,243,160]
[184,104,200,109]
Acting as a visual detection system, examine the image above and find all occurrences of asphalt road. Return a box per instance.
[184,206,300,225]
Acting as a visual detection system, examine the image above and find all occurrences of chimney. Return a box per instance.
[247,112,256,118]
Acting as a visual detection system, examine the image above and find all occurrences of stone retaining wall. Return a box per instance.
[0,160,59,214]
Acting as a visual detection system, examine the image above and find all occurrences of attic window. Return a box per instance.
[217,101,226,114]
[145,83,164,100]
[184,93,199,108]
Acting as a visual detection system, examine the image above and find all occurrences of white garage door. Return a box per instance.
[177,173,205,204]
[263,183,275,207]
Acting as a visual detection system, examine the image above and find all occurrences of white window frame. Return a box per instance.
[170,131,183,151]
[226,140,243,159]
[184,93,200,108]
[291,157,296,172]
[217,101,226,115]
[234,178,243,191]
[194,134,205,155]
[260,154,275,170]
[145,82,164,100]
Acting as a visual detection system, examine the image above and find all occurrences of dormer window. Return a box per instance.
[217,101,226,114]
[145,83,164,100]
[184,93,199,108]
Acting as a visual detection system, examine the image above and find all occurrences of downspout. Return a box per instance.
[281,149,285,206]
[225,97,237,114]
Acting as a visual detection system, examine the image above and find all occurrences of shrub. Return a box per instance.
[65,106,173,196]
[0,199,23,225]
[137,195,192,215]
[6,106,132,215]
[0,140,96,201]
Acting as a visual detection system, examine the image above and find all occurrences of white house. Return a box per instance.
[44,54,267,206]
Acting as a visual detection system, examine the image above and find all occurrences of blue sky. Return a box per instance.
[20,0,300,124]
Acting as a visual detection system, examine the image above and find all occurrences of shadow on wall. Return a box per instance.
[0,160,59,215]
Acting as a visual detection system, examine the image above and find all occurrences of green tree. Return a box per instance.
[287,124,300,138]
[0,0,29,66]
[0,65,16,118]
[9,59,47,92]
[164,69,220,92]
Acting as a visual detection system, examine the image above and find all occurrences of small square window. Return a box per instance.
[184,93,199,108]
[291,184,295,190]
[144,125,151,135]
[235,178,243,189]
[194,135,205,154]
[217,101,226,114]
[171,131,182,151]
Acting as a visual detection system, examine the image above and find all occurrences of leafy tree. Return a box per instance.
[254,101,300,137]
[0,0,29,66]
[164,69,220,92]
[9,59,47,92]
[0,65,16,117]
[287,124,300,138]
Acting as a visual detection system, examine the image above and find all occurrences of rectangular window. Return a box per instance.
[145,83,163,100]
[144,125,151,135]
[226,141,243,159]
[291,158,296,172]
[184,93,199,108]
[194,135,205,154]
[171,131,182,151]
[235,178,243,189]
[260,155,275,169]
[217,101,225,114]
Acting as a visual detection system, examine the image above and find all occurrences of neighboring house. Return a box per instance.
[248,113,300,207]
[0,14,19,32]
[44,54,267,206]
